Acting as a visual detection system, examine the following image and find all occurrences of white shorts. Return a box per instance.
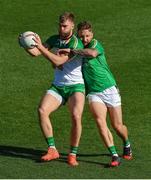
[46,90,64,104]
[87,86,121,107]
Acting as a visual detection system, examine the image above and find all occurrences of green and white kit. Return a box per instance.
[45,34,85,103]
[82,39,121,107]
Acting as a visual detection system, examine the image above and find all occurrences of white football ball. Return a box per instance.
[19,31,38,49]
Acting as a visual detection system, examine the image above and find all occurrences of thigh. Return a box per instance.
[89,102,107,121]
[39,93,62,114]
[68,92,85,115]
[108,105,123,126]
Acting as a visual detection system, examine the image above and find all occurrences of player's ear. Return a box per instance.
[72,23,74,30]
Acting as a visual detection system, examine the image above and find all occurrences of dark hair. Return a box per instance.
[59,12,75,23]
[77,21,92,31]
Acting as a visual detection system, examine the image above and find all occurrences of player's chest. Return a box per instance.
[54,39,70,49]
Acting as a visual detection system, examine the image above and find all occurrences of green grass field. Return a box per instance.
[0,0,151,178]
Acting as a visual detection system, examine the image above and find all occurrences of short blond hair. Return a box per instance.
[59,12,75,23]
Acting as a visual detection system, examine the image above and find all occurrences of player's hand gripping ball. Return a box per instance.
[18,31,39,49]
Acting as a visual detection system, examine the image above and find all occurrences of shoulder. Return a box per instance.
[89,39,104,51]
[69,34,84,49]
[45,34,59,43]
[44,34,60,48]
[89,39,98,48]
[89,39,101,47]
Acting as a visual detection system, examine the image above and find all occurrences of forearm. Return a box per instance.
[71,48,98,58]
[38,45,69,66]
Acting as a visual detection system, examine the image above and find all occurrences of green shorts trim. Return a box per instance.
[48,84,85,103]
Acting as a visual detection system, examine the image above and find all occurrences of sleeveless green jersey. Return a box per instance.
[82,39,116,94]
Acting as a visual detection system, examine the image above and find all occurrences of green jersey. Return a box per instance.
[45,34,84,86]
[82,39,116,94]
[45,34,83,50]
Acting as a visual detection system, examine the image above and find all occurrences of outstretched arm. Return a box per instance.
[71,48,99,58]
[58,48,99,58]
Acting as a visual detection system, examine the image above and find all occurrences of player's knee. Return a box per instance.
[71,113,82,126]
[72,113,81,121]
[113,123,122,132]
[38,106,49,118]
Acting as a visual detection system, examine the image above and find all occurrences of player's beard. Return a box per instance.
[59,30,72,40]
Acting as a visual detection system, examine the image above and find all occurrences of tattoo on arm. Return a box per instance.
[71,48,98,58]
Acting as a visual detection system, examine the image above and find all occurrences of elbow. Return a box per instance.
[31,54,38,57]
[48,56,68,66]
[55,62,63,66]
[52,57,68,66]
[33,51,41,57]
[26,50,40,57]
[49,60,62,66]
